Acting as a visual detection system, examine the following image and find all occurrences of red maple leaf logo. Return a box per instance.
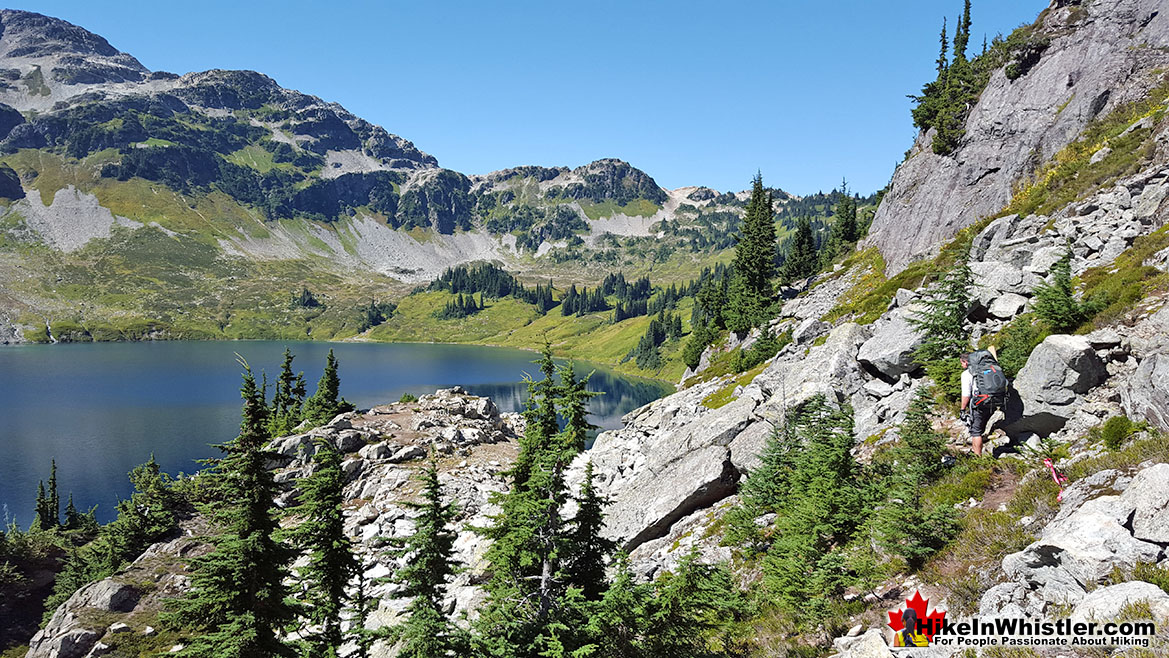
[887,590,947,641]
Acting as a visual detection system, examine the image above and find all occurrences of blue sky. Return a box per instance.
[20,1,1046,195]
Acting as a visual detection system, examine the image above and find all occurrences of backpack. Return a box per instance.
[968,349,1008,405]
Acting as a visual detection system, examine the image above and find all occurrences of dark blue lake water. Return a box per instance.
[0,341,667,525]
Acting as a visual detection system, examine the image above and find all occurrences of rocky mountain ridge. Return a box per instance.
[868,0,1169,275]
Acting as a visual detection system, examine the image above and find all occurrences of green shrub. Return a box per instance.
[1100,415,1135,450]
[398,393,418,403]
[984,314,1048,378]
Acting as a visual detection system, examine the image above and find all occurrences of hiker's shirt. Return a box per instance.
[894,630,929,647]
[960,370,976,400]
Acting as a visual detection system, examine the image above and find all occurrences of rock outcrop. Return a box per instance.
[868,0,1169,274]
[982,463,1169,617]
[1006,334,1108,436]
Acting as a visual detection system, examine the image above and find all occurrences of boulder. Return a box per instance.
[358,442,394,460]
[988,292,1028,319]
[726,420,773,474]
[334,429,366,453]
[1120,354,1169,433]
[754,322,869,417]
[602,444,740,552]
[1006,335,1107,436]
[792,317,828,344]
[856,304,925,379]
[29,628,101,658]
[1026,245,1067,276]
[831,628,894,658]
[73,580,140,613]
[970,260,1042,301]
[1070,581,1169,624]
[389,445,426,463]
[1124,463,1169,544]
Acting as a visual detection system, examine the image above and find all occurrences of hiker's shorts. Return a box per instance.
[968,399,997,437]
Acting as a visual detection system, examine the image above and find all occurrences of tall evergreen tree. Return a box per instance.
[732,173,776,299]
[302,349,355,427]
[473,350,598,657]
[561,461,615,601]
[34,480,48,531]
[268,348,307,437]
[287,438,358,658]
[724,273,763,336]
[874,391,958,568]
[47,460,59,529]
[835,179,858,244]
[779,216,818,283]
[386,455,462,658]
[165,363,296,658]
[909,256,973,400]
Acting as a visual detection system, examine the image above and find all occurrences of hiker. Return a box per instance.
[959,350,1008,457]
[893,607,928,647]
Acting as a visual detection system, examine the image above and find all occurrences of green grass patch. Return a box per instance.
[701,361,767,409]
[578,198,661,220]
[225,144,282,173]
[824,217,995,325]
[1079,224,1169,328]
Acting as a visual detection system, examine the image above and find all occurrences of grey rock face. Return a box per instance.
[867,0,1169,274]
[856,304,925,379]
[1120,353,1169,433]
[1006,335,1107,436]
[1125,463,1169,544]
[1070,581,1169,624]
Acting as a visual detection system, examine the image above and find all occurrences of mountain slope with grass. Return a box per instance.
[0,9,878,381]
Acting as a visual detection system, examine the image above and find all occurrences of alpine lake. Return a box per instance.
[0,341,669,524]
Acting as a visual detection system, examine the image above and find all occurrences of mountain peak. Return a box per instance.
[0,9,148,96]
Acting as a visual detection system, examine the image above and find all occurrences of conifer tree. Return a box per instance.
[287,438,358,658]
[732,173,776,299]
[165,363,296,658]
[63,494,81,531]
[268,348,307,437]
[1032,244,1092,333]
[874,391,958,567]
[33,480,48,531]
[779,216,818,283]
[47,460,59,529]
[386,455,461,658]
[909,256,973,399]
[303,349,355,427]
[643,551,748,656]
[835,179,858,244]
[761,398,862,621]
[473,349,598,656]
[580,553,649,656]
[562,461,615,601]
[724,273,762,336]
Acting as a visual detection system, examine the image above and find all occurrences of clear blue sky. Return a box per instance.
[19,0,1046,195]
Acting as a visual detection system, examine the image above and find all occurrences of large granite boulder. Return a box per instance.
[856,304,926,379]
[1006,334,1107,436]
[1070,581,1169,624]
[1120,354,1169,433]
